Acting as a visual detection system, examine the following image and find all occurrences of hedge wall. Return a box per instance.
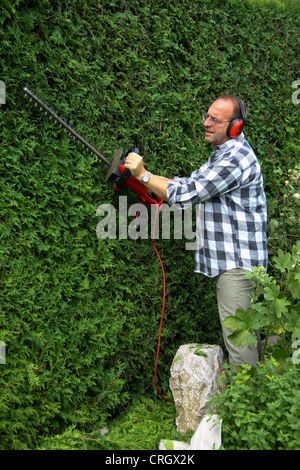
[0,0,299,449]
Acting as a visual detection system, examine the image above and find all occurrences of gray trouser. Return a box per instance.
[215,268,262,367]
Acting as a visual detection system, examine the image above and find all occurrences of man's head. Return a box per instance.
[203,95,245,147]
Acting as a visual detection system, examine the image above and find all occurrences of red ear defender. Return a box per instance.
[226,96,247,139]
[226,118,244,138]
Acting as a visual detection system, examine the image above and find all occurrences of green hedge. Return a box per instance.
[0,0,299,449]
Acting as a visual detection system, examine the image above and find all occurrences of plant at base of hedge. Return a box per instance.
[208,358,300,450]
[37,397,193,450]
[222,242,300,361]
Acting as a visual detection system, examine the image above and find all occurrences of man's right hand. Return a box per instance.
[124,152,147,181]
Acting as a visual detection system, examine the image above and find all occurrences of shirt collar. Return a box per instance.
[211,132,245,160]
[216,132,245,152]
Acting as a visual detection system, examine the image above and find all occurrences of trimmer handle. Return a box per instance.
[113,164,163,208]
[115,147,139,189]
[109,147,139,189]
[110,147,163,207]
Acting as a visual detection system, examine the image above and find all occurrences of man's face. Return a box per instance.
[203,99,234,147]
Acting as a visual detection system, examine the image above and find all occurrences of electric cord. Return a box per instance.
[151,203,175,404]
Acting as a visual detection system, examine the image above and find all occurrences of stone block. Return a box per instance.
[169,344,226,433]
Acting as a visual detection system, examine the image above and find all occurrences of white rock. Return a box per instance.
[169,344,226,433]
[158,414,222,451]
[190,414,222,450]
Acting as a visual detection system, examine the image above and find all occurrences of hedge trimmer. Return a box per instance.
[23,85,172,403]
[23,85,163,207]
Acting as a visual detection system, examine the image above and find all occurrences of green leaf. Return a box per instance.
[273,249,294,273]
[284,307,300,341]
[273,294,291,318]
[223,308,263,331]
[263,286,290,317]
[287,271,300,299]
[223,308,263,349]
[227,329,258,349]
[264,284,280,301]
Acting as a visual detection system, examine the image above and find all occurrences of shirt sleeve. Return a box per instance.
[167,157,243,208]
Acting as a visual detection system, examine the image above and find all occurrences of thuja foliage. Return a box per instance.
[36,397,193,450]
[0,0,299,449]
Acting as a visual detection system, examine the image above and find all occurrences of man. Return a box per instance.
[125,95,268,367]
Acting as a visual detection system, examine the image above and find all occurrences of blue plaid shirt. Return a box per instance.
[167,133,268,277]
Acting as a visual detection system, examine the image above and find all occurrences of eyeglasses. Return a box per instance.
[202,113,231,126]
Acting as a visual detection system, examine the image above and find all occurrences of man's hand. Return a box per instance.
[124,152,147,181]
[125,152,175,202]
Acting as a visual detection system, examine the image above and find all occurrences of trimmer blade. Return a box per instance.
[105,147,123,181]
[23,85,111,166]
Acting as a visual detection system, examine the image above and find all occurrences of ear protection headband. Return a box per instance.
[226,96,247,139]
